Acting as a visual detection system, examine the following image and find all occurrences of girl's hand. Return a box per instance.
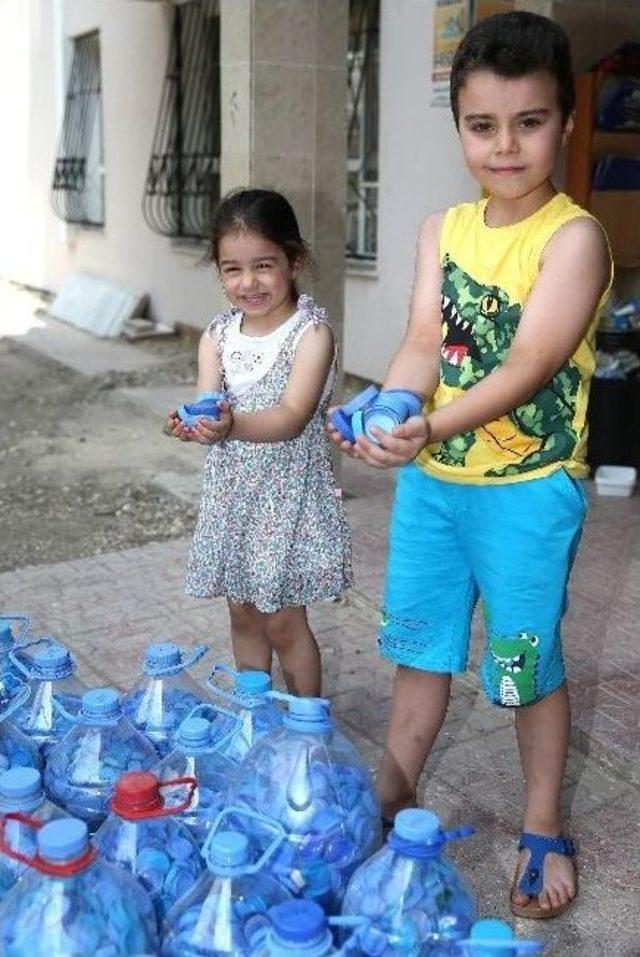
[326,409,359,458]
[353,415,431,469]
[164,410,195,442]
[191,402,233,445]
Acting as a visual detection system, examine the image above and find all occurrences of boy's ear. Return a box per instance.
[561,110,575,148]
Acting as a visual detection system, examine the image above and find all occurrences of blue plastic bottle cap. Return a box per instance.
[209,831,250,869]
[283,697,331,733]
[271,900,327,944]
[471,920,514,941]
[33,643,73,679]
[0,623,13,652]
[38,818,89,863]
[177,716,211,748]
[81,688,121,720]
[0,767,42,803]
[145,641,181,670]
[394,808,441,842]
[236,671,272,695]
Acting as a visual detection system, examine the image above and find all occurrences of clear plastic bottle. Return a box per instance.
[44,688,158,831]
[0,816,159,955]
[94,770,205,923]
[341,809,476,955]
[248,900,366,956]
[0,680,42,774]
[226,694,382,914]
[0,614,32,692]
[0,766,65,900]
[458,919,544,956]
[161,816,292,957]
[122,641,211,758]
[205,666,283,764]
[10,640,88,758]
[154,713,238,844]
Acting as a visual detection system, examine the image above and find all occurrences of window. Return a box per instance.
[347,0,380,262]
[51,31,104,227]
[142,0,221,241]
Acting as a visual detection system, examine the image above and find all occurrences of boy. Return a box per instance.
[329,12,611,919]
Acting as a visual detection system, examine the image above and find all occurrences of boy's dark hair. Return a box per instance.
[207,188,310,297]
[450,11,575,126]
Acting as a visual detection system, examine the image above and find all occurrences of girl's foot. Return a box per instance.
[510,832,577,919]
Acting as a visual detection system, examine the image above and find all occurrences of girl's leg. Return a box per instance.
[227,600,272,673]
[377,666,451,818]
[263,606,321,697]
[512,682,576,912]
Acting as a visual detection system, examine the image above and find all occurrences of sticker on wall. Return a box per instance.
[431,0,471,106]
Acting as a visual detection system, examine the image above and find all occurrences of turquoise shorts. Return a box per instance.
[379,464,588,707]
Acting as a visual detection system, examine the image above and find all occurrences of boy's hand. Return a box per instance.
[354,415,431,469]
[326,408,359,458]
[164,410,194,442]
[191,402,233,445]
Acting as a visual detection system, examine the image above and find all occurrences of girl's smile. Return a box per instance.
[217,230,298,333]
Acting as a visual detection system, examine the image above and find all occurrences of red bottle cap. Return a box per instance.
[110,771,197,820]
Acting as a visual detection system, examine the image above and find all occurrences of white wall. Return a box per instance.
[344,0,476,381]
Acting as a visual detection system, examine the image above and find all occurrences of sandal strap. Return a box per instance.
[517,832,575,897]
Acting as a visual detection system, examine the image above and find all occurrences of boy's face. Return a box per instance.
[456,68,573,201]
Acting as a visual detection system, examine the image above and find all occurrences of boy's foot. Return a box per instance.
[510,832,578,919]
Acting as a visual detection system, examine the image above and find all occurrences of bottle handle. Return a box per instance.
[443,825,476,844]
[268,690,331,711]
[201,804,286,874]
[0,614,32,649]
[205,663,238,706]
[0,812,97,876]
[183,701,244,752]
[181,644,209,670]
[111,776,198,820]
[0,681,31,721]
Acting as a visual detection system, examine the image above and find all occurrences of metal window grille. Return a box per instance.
[142,0,221,241]
[51,32,104,227]
[347,0,379,261]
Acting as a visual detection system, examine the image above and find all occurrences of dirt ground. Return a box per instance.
[0,324,202,572]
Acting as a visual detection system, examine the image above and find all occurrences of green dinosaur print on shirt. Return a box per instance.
[434,257,581,475]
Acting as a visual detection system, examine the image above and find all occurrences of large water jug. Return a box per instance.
[10,639,87,757]
[122,641,210,757]
[226,694,382,913]
[205,666,283,764]
[248,900,366,956]
[154,712,238,844]
[459,920,544,955]
[94,770,205,922]
[341,809,476,955]
[44,688,158,830]
[161,811,292,957]
[0,680,42,774]
[0,816,159,955]
[0,766,65,900]
[0,615,32,691]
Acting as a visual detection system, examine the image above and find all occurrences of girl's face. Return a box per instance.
[217,229,298,324]
[457,68,573,203]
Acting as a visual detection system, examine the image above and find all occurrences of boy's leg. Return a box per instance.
[465,468,587,913]
[228,599,273,673]
[264,605,322,697]
[377,465,477,816]
[377,667,451,818]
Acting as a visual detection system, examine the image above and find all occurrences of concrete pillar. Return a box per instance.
[220,0,349,361]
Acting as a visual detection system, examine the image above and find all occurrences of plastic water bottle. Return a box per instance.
[154,712,238,844]
[10,639,88,757]
[341,809,476,955]
[122,641,210,757]
[459,920,544,955]
[44,688,158,830]
[0,816,159,955]
[205,666,283,764]
[0,680,42,774]
[0,766,65,900]
[248,900,366,956]
[94,770,205,922]
[0,614,32,690]
[161,811,292,957]
[226,694,382,913]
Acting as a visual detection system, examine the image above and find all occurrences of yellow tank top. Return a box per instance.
[416,192,612,484]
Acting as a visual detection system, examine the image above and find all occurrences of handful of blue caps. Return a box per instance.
[330,385,423,445]
[176,391,229,427]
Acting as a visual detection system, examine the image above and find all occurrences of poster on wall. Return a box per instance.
[473,0,516,22]
[431,0,471,106]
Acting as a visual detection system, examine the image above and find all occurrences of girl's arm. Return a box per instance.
[230,323,335,442]
[165,329,224,442]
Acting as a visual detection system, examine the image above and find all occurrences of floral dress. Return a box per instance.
[185,295,353,613]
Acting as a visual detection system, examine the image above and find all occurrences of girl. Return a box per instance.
[166,189,352,696]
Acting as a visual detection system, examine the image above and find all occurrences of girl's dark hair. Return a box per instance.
[450,11,575,126]
[207,188,310,298]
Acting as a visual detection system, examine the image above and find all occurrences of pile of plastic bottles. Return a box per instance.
[0,612,547,956]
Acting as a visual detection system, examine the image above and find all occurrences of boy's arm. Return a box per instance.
[358,216,610,467]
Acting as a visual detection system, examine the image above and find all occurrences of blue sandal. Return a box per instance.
[510,831,578,919]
